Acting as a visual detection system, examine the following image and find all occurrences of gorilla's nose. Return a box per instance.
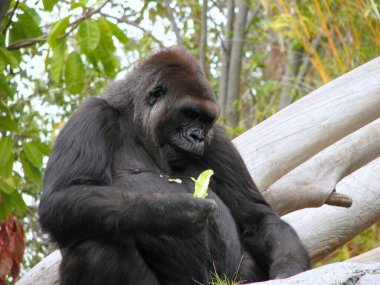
[188,128,204,143]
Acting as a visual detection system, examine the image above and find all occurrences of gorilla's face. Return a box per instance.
[141,67,218,167]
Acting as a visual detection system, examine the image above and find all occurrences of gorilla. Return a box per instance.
[39,48,310,285]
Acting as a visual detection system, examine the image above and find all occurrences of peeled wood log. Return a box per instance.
[263,118,380,215]
[283,157,380,264]
[234,57,380,192]
[349,247,380,263]
[251,262,380,285]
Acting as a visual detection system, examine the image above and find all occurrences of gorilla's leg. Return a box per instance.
[60,240,160,285]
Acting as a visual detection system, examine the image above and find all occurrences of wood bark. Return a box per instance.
[163,0,185,48]
[233,56,380,191]
[264,117,380,215]
[284,157,380,264]
[225,0,249,126]
[217,0,234,117]
[199,0,208,72]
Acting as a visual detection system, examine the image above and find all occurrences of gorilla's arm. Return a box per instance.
[39,98,214,247]
[204,126,310,279]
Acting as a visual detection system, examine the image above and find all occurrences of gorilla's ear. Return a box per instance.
[149,86,166,106]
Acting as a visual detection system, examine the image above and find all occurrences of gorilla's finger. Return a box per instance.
[196,198,217,212]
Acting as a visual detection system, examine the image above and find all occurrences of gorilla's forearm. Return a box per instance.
[39,186,216,246]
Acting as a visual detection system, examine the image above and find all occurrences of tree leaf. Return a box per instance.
[0,116,18,132]
[42,0,58,11]
[0,177,15,194]
[50,39,66,82]
[0,137,12,168]
[16,11,42,39]
[0,76,14,99]
[95,19,118,77]
[47,17,70,49]
[20,152,41,185]
[0,48,20,69]
[0,154,13,178]
[65,52,85,94]
[33,142,51,156]
[22,142,42,169]
[78,20,101,53]
[106,20,128,44]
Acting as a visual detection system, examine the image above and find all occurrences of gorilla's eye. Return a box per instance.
[149,86,165,105]
[184,109,199,120]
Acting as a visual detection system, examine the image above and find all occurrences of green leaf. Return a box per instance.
[0,102,11,115]
[0,154,13,178]
[65,52,85,94]
[193,170,214,199]
[22,142,43,169]
[78,20,101,53]
[20,152,42,184]
[106,20,128,44]
[42,0,59,11]
[0,137,12,168]
[16,11,43,39]
[0,76,13,98]
[94,19,119,77]
[47,17,70,48]
[0,177,15,194]
[33,142,51,156]
[0,116,18,131]
[168,178,182,184]
[20,3,42,25]
[11,191,27,213]
[0,48,20,68]
[50,39,66,82]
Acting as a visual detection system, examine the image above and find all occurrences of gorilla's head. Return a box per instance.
[107,49,219,168]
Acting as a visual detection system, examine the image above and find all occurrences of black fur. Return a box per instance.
[39,48,310,285]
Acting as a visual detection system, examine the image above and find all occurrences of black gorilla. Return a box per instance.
[39,48,310,285]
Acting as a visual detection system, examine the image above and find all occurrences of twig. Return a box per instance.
[325,191,353,208]
[1,0,13,35]
[163,0,185,47]
[6,0,110,50]
[99,12,164,48]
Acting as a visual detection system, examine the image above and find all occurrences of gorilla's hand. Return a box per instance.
[138,193,217,239]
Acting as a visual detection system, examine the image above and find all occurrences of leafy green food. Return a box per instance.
[193,170,214,199]
[168,178,182,184]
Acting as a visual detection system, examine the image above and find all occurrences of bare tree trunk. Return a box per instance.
[199,0,208,72]
[217,0,234,118]
[164,0,185,48]
[225,0,249,127]
[279,45,304,109]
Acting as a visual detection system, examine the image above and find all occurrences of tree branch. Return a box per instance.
[1,0,15,35]
[6,0,110,50]
[99,12,164,48]
[163,0,185,48]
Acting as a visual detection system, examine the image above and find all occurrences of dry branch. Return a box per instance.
[263,117,380,215]
[284,157,380,263]
[234,57,380,192]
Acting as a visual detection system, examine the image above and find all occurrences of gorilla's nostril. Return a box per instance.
[190,130,204,142]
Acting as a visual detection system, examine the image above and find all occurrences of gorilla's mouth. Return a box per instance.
[168,135,204,160]
[173,141,204,158]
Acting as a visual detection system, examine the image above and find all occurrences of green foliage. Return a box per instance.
[65,52,85,94]
[77,20,101,53]
[193,170,214,199]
